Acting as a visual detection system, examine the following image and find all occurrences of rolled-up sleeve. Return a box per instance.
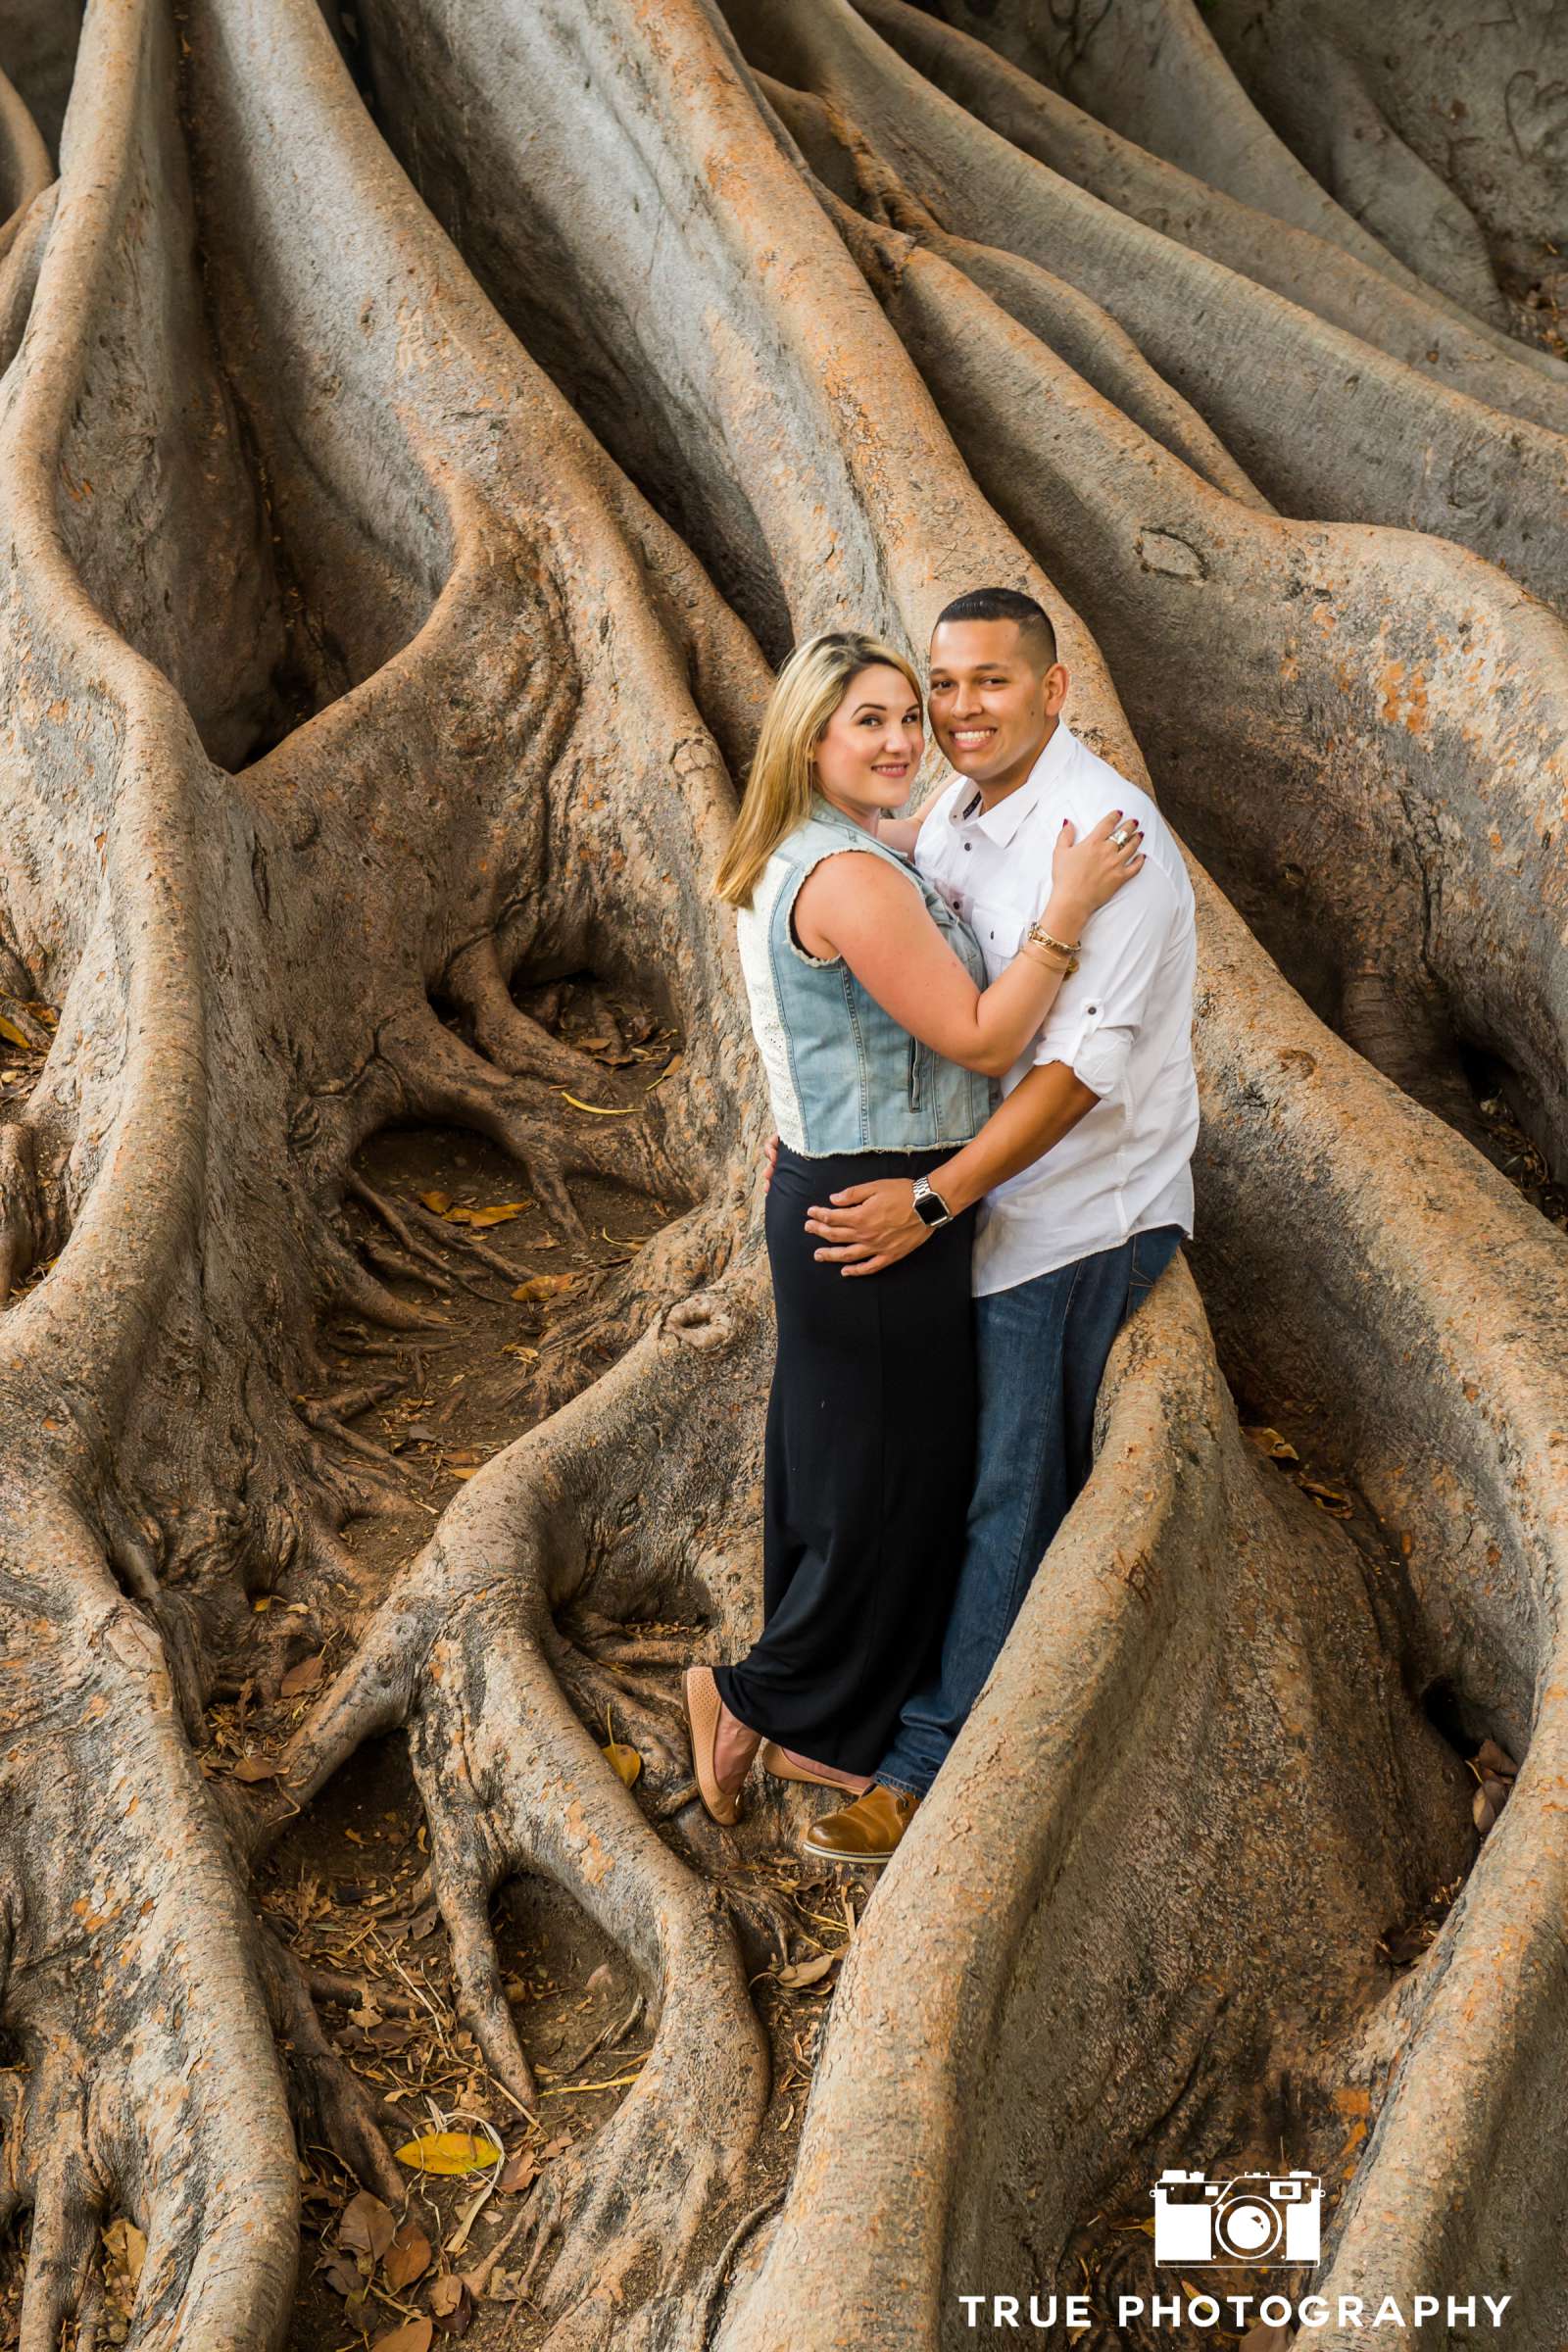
[1032,868,1177,1104]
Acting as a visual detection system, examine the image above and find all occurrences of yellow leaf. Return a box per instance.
[393,2130,503,2177]
[512,1274,574,1304]
[418,1190,452,1214]
[647,1053,684,1090]
[561,1092,634,1115]
[468,1201,530,1228]
[0,1013,32,1050]
[1243,1425,1298,1461]
[603,1741,642,1788]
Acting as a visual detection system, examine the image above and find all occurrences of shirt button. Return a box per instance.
[962,842,971,852]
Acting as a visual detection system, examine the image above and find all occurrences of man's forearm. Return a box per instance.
[931,1063,1099,1215]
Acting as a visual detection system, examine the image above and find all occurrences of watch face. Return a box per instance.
[915,1190,947,1227]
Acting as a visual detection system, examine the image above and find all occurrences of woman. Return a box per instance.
[684,630,1142,1826]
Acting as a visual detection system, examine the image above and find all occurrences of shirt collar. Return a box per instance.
[954,721,1075,847]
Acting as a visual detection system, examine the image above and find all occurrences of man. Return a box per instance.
[799,585,1199,1864]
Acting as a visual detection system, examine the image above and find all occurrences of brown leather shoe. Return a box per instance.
[759,1740,873,1795]
[684,1666,760,1827]
[800,1784,921,1865]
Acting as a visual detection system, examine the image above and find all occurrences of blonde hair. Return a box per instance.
[713,629,923,908]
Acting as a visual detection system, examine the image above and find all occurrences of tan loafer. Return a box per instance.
[760,1740,873,1794]
[684,1666,760,1826]
[800,1784,921,1866]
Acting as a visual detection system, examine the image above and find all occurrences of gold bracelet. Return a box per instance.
[1026,919,1081,959]
[1018,938,1077,975]
[1020,907,1081,964]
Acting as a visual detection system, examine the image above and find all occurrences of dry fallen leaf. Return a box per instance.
[1299,1477,1353,1516]
[1243,1425,1298,1461]
[497,2150,540,2195]
[603,1740,642,1788]
[0,1013,34,1050]
[383,2220,433,2292]
[466,1201,530,1228]
[232,1754,281,1783]
[512,1274,574,1304]
[280,1652,325,1697]
[393,2131,504,2177]
[776,1950,840,1990]
[320,2254,366,2300]
[418,1190,453,1214]
[429,2274,475,2335]
[103,2217,148,2290]
[339,2190,396,2262]
[371,2323,433,2352]
[560,1091,633,1115]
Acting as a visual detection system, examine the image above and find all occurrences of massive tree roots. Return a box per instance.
[1,0,1566,2345]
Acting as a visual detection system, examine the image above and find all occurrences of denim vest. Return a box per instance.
[736,801,996,1155]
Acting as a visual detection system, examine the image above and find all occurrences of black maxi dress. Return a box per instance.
[711,1138,976,1779]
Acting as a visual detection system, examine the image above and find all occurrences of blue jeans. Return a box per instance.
[876,1225,1183,1800]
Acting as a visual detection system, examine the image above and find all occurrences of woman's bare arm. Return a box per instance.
[792,814,1140,1078]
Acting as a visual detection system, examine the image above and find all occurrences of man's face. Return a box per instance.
[926,618,1067,787]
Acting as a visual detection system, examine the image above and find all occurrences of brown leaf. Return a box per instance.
[1240,2327,1292,2352]
[1242,1425,1298,1461]
[776,1950,840,1990]
[320,2254,366,2298]
[280,1652,325,1697]
[339,2190,396,2262]
[430,2275,475,2334]
[371,2324,434,2352]
[1475,1737,1518,1781]
[1473,1787,1498,1834]
[512,1273,575,1304]
[103,2218,148,2288]
[383,2222,433,2292]
[467,1201,529,1228]
[232,1754,281,1783]
[418,1191,453,1214]
[498,2149,540,2195]
[1299,1477,1353,1516]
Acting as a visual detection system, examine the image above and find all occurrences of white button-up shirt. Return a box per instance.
[915,722,1199,1297]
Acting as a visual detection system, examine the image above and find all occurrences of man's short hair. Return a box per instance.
[933,586,1057,670]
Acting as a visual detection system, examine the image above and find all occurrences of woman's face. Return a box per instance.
[811,663,924,824]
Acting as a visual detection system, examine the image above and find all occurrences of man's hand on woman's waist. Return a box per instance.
[805,1178,929,1277]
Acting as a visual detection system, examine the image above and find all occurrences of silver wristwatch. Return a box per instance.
[911,1175,955,1230]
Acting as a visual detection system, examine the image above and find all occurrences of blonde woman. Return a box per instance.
[683,630,1143,1824]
